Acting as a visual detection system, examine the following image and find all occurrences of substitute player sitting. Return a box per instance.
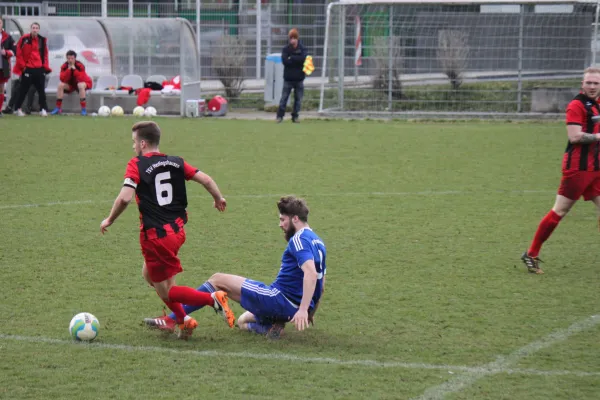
[144,196,326,339]
[51,50,92,116]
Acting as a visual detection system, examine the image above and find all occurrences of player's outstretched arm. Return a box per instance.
[191,171,227,212]
[291,260,318,331]
[100,186,135,234]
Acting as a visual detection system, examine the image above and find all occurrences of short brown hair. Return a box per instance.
[288,28,299,39]
[132,121,161,146]
[31,22,40,29]
[277,195,309,222]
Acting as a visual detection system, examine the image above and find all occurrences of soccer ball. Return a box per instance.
[98,106,111,117]
[69,312,99,341]
[111,105,124,116]
[133,106,145,117]
[144,106,157,117]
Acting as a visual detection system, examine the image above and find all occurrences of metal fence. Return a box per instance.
[319,1,600,117]
[3,1,600,115]
[37,1,327,83]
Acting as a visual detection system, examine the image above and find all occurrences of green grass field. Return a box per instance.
[0,116,598,400]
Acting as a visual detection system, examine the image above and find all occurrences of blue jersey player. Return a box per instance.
[144,195,326,338]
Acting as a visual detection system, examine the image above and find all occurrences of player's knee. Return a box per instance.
[551,205,570,217]
[237,317,247,330]
[77,82,86,90]
[553,209,568,218]
[208,272,224,286]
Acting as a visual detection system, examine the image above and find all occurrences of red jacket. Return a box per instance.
[13,33,51,75]
[59,60,92,89]
[1,29,15,78]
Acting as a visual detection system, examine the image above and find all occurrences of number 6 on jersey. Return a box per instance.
[155,172,173,206]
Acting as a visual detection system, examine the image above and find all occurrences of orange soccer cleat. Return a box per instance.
[212,291,235,328]
[176,317,199,340]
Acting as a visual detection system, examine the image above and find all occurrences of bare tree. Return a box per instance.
[212,35,247,100]
[437,30,469,90]
[371,36,403,99]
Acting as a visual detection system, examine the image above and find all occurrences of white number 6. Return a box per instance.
[155,172,173,206]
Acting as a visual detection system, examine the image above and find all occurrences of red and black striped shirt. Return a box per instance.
[123,152,199,239]
[564,93,600,172]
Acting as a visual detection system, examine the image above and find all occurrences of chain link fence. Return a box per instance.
[2,1,600,115]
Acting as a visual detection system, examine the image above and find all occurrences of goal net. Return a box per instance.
[318,0,600,118]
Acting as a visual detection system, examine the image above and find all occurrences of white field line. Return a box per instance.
[0,190,555,210]
[0,333,598,378]
[413,315,600,400]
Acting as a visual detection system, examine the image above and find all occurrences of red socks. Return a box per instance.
[56,99,63,108]
[80,98,86,109]
[162,300,186,324]
[168,286,214,307]
[0,94,4,111]
[528,210,562,257]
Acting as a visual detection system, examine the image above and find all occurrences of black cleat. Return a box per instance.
[521,251,544,274]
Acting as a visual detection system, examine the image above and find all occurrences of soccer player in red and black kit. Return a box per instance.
[521,67,600,274]
[100,121,235,339]
[0,17,16,117]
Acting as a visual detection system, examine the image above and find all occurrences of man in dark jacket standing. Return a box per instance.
[277,28,307,123]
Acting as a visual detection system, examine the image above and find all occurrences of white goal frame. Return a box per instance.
[318,0,600,118]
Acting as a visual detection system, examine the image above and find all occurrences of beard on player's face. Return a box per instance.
[284,218,297,241]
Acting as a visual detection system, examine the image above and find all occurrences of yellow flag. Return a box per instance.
[303,55,315,76]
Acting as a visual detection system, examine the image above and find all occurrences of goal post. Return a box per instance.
[318,0,600,118]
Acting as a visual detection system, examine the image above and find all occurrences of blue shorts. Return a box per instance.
[240,279,299,324]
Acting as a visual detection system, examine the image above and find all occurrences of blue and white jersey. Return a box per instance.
[271,227,326,309]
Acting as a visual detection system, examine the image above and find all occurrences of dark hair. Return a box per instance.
[66,50,77,58]
[277,195,309,222]
[31,22,40,29]
[132,121,161,146]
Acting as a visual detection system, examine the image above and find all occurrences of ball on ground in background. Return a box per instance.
[69,312,99,341]
[132,106,145,117]
[98,106,111,117]
[144,106,157,117]
[111,105,124,116]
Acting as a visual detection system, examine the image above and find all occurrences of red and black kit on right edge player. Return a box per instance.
[564,93,600,173]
